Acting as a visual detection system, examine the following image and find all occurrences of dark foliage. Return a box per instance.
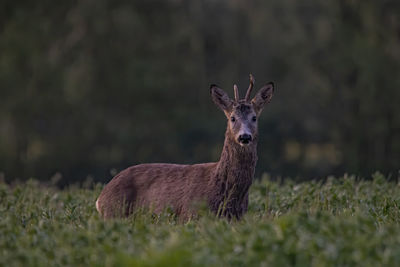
[0,0,399,183]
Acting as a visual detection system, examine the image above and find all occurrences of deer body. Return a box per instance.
[96,75,274,219]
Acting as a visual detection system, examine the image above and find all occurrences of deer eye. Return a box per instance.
[252,116,257,122]
[230,116,236,122]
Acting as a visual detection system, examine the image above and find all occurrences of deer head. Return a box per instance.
[210,74,274,147]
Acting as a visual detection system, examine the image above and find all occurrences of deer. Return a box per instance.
[96,74,274,220]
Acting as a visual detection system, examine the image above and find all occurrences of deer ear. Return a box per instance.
[210,84,233,114]
[251,82,274,114]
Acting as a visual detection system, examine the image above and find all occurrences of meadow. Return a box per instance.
[1,172,400,267]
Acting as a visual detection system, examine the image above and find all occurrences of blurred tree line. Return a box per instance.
[0,0,399,183]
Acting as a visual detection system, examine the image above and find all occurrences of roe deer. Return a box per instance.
[96,74,274,220]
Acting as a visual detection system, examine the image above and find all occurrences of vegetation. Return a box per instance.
[2,173,400,266]
[1,2,399,263]
[1,0,399,183]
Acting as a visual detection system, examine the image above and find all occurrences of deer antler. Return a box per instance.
[245,74,255,102]
[233,84,239,102]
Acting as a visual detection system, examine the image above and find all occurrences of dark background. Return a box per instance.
[1,0,399,184]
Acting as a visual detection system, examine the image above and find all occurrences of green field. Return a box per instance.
[1,173,400,266]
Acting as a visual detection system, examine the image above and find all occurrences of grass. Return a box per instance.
[1,172,400,266]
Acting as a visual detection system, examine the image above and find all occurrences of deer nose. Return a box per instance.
[238,134,252,144]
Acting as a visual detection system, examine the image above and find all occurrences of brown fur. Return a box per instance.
[96,76,274,220]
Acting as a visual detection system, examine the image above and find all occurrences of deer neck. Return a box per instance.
[216,128,258,187]
[207,127,258,218]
